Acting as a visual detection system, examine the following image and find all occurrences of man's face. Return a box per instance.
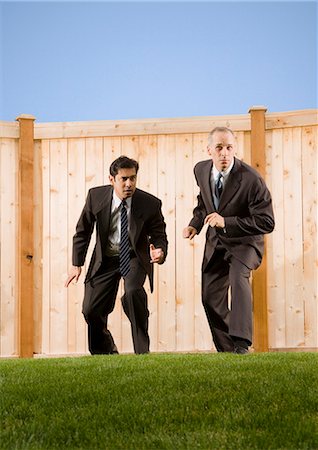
[207,131,236,172]
[109,168,137,200]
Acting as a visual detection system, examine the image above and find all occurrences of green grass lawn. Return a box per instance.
[0,352,317,449]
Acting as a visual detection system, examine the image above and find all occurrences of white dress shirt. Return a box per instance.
[106,193,132,257]
[211,159,234,206]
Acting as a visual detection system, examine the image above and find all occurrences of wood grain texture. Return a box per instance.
[17,117,35,358]
[0,110,317,357]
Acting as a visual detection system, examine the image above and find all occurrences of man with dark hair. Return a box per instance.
[65,156,168,355]
[183,127,274,354]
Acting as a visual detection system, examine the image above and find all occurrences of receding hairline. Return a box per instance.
[208,127,236,145]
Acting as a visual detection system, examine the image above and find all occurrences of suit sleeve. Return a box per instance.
[147,200,168,263]
[72,190,95,266]
[188,167,207,234]
[224,177,275,238]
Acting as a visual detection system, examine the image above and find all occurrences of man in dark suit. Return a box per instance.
[183,127,274,354]
[65,156,168,355]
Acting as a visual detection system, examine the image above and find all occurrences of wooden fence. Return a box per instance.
[0,108,317,357]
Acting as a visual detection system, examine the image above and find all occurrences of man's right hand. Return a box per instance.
[65,266,82,288]
[183,226,197,240]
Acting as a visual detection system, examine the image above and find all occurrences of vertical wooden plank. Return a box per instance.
[85,137,105,188]
[103,136,121,185]
[33,140,43,354]
[84,138,104,279]
[236,131,251,165]
[121,136,139,161]
[301,126,317,348]
[138,135,159,351]
[283,127,304,347]
[192,133,212,351]
[103,137,123,351]
[120,136,140,353]
[16,115,35,358]
[83,137,104,352]
[175,134,195,351]
[41,140,50,354]
[0,139,18,356]
[49,139,68,354]
[266,130,286,349]
[237,129,252,338]
[157,135,176,352]
[138,135,158,195]
[67,138,86,354]
[244,132,252,165]
[235,131,245,161]
[249,106,269,352]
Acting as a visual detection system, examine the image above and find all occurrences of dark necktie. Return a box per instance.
[119,200,130,277]
[215,173,223,207]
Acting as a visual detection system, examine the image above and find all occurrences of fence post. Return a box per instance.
[249,106,269,352]
[16,114,35,358]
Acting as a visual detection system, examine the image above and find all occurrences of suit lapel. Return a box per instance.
[200,161,215,212]
[218,158,242,212]
[130,191,144,247]
[97,186,113,237]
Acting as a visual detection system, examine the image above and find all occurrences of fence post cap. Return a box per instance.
[248,106,267,113]
[16,114,36,121]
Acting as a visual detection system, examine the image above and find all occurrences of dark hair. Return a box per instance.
[109,156,139,177]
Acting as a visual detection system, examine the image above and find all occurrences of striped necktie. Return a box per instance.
[215,173,223,207]
[119,200,130,277]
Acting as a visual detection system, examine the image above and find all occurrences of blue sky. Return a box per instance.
[0,1,317,122]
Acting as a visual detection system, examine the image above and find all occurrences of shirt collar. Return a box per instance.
[112,191,132,208]
[212,158,235,179]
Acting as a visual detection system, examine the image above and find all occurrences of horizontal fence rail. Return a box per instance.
[0,108,317,357]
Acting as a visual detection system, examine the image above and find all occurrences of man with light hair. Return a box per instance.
[184,127,274,354]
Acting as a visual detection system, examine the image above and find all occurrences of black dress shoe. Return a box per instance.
[111,346,119,354]
[233,345,249,355]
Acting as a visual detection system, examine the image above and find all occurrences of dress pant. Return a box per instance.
[82,255,150,355]
[202,246,252,352]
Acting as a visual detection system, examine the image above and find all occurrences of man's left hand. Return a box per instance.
[204,212,225,229]
[150,244,165,264]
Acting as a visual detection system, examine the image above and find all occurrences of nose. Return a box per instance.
[220,146,228,156]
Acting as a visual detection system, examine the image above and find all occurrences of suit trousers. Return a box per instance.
[82,256,150,355]
[202,246,252,352]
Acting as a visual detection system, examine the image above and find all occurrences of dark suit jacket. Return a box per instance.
[72,186,168,292]
[189,157,275,271]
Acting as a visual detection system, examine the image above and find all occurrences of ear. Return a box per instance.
[207,145,212,156]
[109,174,115,185]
